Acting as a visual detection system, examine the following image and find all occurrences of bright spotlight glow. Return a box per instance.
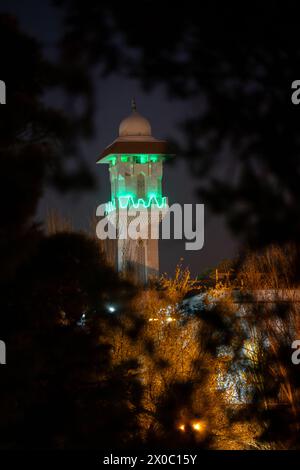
[108,305,116,313]
[178,424,185,432]
[192,421,204,432]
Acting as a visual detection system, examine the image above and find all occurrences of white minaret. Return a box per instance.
[97,101,172,283]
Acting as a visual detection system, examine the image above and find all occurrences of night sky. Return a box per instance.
[1,0,238,276]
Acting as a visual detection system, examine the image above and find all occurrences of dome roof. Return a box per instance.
[119,100,152,137]
[97,99,173,163]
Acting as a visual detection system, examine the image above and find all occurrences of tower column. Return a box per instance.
[97,101,173,284]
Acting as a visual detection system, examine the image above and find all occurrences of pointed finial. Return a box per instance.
[131,97,137,112]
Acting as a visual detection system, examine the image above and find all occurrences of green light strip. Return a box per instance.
[108,154,161,165]
[105,195,167,213]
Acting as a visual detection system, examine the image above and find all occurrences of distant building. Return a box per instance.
[97,100,173,283]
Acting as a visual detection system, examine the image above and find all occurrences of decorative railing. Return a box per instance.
[105,195,168,213]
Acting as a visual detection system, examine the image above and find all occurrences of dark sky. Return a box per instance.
[1,0,238,276]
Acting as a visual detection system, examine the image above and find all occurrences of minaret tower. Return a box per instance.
[97,100,172,283]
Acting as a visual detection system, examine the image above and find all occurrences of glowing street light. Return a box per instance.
[192,420,205,432]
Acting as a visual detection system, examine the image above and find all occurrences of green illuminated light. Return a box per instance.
[105,194,167,213]
[136,155,148,164]
[147,192,159,199]
[108,154,162,165]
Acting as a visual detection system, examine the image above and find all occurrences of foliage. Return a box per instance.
[53,1,300,248]
[0,230,142,449]
[103,265,259,449]
[207,244,300,449]
[159,261,201,304]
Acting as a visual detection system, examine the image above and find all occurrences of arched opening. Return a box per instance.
[137,172,145,199]
[125,171,132,193]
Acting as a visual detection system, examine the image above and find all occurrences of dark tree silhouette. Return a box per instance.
[0,13,96,278]
[1,1,300,451]
[54,1,300,249]
[0,13,143,449]
[0,231,143,449]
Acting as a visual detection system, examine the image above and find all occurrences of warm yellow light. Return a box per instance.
[178,424,185,432]
[192,421,204,432]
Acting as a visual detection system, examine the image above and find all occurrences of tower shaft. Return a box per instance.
[97,103,173,284]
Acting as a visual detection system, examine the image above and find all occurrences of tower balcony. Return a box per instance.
[105,194,168,214]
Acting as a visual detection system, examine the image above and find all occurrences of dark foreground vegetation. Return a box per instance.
[1,2,300,450]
